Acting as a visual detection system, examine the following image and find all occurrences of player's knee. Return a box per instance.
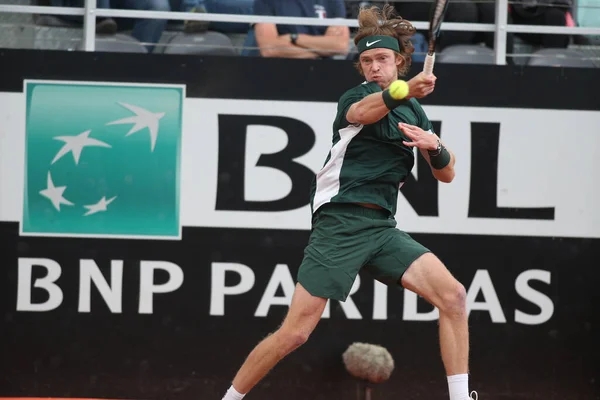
[277,329,311,353]
[439,282,467,317]
[289,329,311,348]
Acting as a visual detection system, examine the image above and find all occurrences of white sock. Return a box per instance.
[447,373,470,400]
[222,385,245,400]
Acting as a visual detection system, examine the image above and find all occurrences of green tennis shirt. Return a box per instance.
[309,80,435,216]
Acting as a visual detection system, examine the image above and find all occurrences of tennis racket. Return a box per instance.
[423,0,450,76]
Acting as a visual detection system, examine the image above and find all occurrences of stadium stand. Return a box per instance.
[0,0,598,67]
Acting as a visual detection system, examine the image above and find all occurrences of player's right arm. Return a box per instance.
[346,92,392,125]
[346,74,437,125]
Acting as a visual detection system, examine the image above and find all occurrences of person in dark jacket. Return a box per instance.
[510,0,574,48]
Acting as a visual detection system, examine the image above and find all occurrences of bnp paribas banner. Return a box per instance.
[2,78,600,240]
[20,81,184,240]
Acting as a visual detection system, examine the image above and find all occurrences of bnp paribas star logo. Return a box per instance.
[21,80,185,240]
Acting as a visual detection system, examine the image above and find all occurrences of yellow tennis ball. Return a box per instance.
[389,80,409,100]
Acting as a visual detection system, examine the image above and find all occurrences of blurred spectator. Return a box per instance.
[510,0,573,48]
[393,0,515,62]
[182,0,254,34]
[49,0,169,52]
[243,0,350,58]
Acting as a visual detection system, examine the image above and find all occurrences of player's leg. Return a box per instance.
[401,253,468,377]
[366,227,473,400]
[222,204,371,400]
[223,282,327,399]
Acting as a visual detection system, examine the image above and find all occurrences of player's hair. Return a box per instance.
[353,4,416,77]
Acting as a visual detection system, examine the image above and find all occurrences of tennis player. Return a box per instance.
[221,5,476,400]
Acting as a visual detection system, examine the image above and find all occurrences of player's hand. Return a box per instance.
[407,72,436,99]
[399,123,438,150]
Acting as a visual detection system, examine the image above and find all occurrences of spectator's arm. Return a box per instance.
[255,23,319,58]
[294,24,350,56]
[294,0,350,56]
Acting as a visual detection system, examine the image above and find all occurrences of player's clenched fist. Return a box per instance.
[407,72,437,99]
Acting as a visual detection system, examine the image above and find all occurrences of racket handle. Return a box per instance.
[423,53,435,76]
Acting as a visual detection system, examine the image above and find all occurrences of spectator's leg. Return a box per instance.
[50,0,80,6]
[49,0,82,23]
[182,0,210,33]
[204,0,254,33]
[181,0,203,12]
[123,0,169,52]
[513,7,569,48]
[96,0,118,34]
[49,0,116,33]
[511,10,542,46]
[478,2,514,63]
[439,1,478,50]
[540,7,570,48]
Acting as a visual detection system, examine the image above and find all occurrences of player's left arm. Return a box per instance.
[399,122,456,183]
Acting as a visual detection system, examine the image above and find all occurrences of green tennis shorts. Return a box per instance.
[297,203,430,302]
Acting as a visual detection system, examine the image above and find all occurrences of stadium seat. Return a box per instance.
[33,14,75,28]
[227,33,250,55]
[527,48,597,68]
[75,33,148,53]
[163,31,237,55]
[437,44,495,65]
